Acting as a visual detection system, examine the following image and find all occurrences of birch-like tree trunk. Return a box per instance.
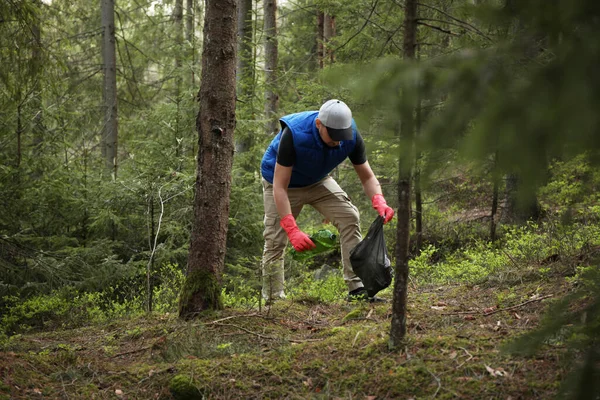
[390,0,417,349]
[263,0,278,135]
[101,0,118,178]
[179,0,237,318]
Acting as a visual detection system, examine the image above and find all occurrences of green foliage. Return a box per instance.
[289,270,347,303]
[222,257,262,309]
[410,220,600,286]
[504,264,600,399]
[1,260,186,335]
[152,263,186,314]
[0,288,109,335]
[539,155,600,220]
[226,170,264,263]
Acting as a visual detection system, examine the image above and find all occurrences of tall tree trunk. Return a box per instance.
[237,0,253,95]
[101,0,118,178]
[414,99,423,252]
[504,174,541,223]
[235,0,254,154]
[173,0,184,158]
[490,150,499,242]
[31,2,44,158]
[185,0,195,86]
[491,178,499,242]
[263,0,278,135]
[317,10,335,69]
[317,11,324,69]
[174,0,184,95]
[179,0,237,318]
[16,101,22,168]
[324,14,335,64]
[390,0,417,349]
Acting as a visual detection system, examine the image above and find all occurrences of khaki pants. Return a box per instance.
[261,177,363,300]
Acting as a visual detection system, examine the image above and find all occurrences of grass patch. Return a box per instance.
[0,274,572,399]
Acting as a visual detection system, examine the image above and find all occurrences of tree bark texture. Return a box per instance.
[504,174,541,223]
[173,0,184,159]
[317,12,336,68]
[179,0,237,318]
[263,0,279,135]
[414,99,423,252]
[174,0,184,96]
[390,0,417,349]
[101,0,118,178]
[31,4,44,157]
[235,0,255,154]
[237,0,253,93]
[324,14,335,65]
[16,103,22,168]
[185,0,195,86]
[317,11,324,69]
[490,151,499,242]
[491,175,499,242]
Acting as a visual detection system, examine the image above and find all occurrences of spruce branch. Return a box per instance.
[333,0,380,53]
[416,21,459,36]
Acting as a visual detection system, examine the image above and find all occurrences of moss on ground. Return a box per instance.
[0,277,572,399]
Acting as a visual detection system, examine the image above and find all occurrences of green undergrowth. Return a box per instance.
[1,214,597,399]
[0,274,574,399]
[411,220,600,286]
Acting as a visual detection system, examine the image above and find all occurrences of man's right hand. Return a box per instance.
[280,214,316,252]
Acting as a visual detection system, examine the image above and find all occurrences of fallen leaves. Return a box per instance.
[430,301,449,311]
[483,306,497,314]
[455,376,474,382]
[485,364,507,377]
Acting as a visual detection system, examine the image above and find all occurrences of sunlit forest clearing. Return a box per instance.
[1,0,599,398]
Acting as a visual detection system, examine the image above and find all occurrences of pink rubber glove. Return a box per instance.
[372,194,395,224]
[280,214,316,252]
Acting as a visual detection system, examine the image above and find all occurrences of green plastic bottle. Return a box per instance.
[289,229,338,261]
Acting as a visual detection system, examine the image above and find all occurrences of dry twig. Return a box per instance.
[212,322,322,343]
[441,294,553,316]
[482,294,553,316]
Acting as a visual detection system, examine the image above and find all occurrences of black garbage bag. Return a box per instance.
[350,216,393,297]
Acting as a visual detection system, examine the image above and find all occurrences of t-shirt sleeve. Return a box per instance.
[276,127,296,167]
[348,131,367,165]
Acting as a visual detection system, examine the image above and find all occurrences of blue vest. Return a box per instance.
[261,111,357,187]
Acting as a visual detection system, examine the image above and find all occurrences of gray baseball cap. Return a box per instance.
[318,99,354,141]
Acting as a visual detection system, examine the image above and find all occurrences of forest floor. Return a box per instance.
[0,275,571,399]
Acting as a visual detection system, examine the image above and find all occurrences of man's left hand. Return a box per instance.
[372,194,394,224]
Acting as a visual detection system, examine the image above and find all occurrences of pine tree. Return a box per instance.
[179,0,238,317]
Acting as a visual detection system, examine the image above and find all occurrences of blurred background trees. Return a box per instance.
[1,0,599,393]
